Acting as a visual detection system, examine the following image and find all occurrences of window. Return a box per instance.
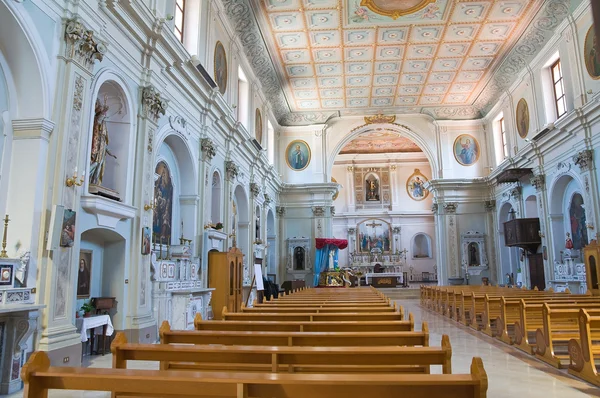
[237,67,250,130]
[499,117,508,159]
[551,59,567,118]
[267,121,275,165]
[174,0,185,42]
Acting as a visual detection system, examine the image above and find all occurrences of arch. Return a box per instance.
[327,122,439,179]
[0,2,51,118]
[411,233,432,259]
[548,174,586,258]
[211,170,222,224]
[233,184,250,263]
[155,132,197,196]
[525,195,538,218]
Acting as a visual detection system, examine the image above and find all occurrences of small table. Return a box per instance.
[76,315,114,356]
[366,272,404,287]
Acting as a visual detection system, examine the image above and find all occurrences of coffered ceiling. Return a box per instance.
[221,0,571,124]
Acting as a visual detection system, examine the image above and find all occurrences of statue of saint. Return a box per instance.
[366,178,379,201]
[89,95,117,186]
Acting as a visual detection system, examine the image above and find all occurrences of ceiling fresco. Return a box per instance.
[220,0,571,124]
[340,131,423,154]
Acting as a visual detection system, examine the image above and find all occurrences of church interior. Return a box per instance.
[1,0,600,396]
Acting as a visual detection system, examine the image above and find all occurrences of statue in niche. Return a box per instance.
[89,95,118,187]
[468,242,479,266]
[294,247,305,270]
[255,213,261,241]
[366,177,380,201]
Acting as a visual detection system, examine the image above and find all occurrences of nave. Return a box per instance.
[12,290,597,398]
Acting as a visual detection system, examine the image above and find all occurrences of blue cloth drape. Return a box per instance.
[313,244,340,286]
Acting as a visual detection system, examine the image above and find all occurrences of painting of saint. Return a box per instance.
[453,134,480,166]
[77,251,92,298]
[406,169,429,201]
[153,162,173,242]
[285,140,311,171]
[214,41,228,95]
[584,25,600,79]
[141,227,151,255]
[516,98,529,139]
[60,209,76,247]
[255,108,263,145]
[89,95,117,187]
[366,177,380,201]
[357,219,391,253]
[569,193,589,250]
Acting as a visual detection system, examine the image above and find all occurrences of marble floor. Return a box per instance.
[8,299,600,397]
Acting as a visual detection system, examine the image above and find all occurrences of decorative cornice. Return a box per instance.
[573,149,593,172]
[225,160,239,180]
[312,206,325,217]
[250,182,260,198]
[364,114,396,125]
[529,174,545,191]
[64,19,107,71]
[484,200,496,212]
[141,86,168,122]
[200,138,216,161]
[443,202,458,214]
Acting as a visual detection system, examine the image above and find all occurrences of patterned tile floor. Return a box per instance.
[8,299,599,397]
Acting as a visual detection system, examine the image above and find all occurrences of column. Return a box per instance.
[483,200,498,284]
[199,136,216,287]
[530,174,552,285]
[276,206,285,280]
[440,203,460,280]
[346,166,355,212]
[347,227,356,262]
[126,85,168,343]
[573,150,598,240]
[37,19,106,364]
[390,165,399,211]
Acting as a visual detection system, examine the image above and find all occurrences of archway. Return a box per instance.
[233,185,250,269]
[210,170,222,225]
[549,174,586,261]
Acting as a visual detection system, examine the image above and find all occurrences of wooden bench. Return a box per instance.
[111,332,451,374]
[222,306,405,322]
[160,321,430,347]
[241,305,397,313]
[535,304,600,368]
[195,314,415,333]
[254,301,392,308]
[22,351,489,398]
[568,309,600,386]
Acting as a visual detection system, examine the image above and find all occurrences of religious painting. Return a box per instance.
[361,0,436,19]
[569,193,589,250]
[0,263,13,288]
[453,134,480,166]
[141,227,151,255]
[77,250,92,298]
[285,140,311,171]
[255,108,263,145]
[365,174,380,201]
[60,209,76,248]
[332,177,339,201]
[153,161,173,242]
[516,98,530,139]
[214,41,228,95]
[584,25,600,80]
[406,169,429,201]
[357,219,392,253]
[467,242,480,266]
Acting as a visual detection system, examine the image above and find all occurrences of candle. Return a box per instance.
[74,167,78,174]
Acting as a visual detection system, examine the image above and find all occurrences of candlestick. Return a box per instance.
[0,215,9,258]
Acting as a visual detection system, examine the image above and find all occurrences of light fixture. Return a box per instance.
[144,199,156,211]
[66,168,84,187]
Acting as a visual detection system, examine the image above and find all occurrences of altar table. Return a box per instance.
[366,272,404,287]
[76,315,114,355]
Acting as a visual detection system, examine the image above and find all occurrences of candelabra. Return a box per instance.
[65,168,84,187]
[144,199,156,211]
[0,215,9,258]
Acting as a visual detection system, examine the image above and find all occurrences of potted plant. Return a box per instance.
[80,301,95,318]
[214,222,223,230]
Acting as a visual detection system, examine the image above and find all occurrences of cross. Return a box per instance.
[366,221,382,229]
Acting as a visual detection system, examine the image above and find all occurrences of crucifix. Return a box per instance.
[366,220,382,229]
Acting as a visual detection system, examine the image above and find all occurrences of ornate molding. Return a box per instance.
[431,203,439,214]
[249,182,260,198]
[443,202,458,214]
[312,206,325,217]
[364,113,396,124]
[392,227,401,234]
[276,206,285,217]
[573,149,594,172]
[225,160,239,180]
[264,193,272,205]
[330,206,335,216]
[169,115,187,135]
[64,19,107,71]
[530,174,545,191]
[141,86,168,122]
[509,186,522,200]
[347,227,356,235]
[200,138,216,161]
[484,200,496,212]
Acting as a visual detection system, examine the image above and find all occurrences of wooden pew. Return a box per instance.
[222,306,405,322]
[21,351,489,398]
[160,321,430,347]
[254,301,392,308]
[568,309,600,386]
[195,313,415,332]
[535,304,600,368]
[111,332,452,374]
[241,305,397,313]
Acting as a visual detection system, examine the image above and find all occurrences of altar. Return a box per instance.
[366,272,404,287]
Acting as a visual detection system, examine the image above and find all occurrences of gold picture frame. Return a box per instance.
[406,169,429,201]
[584,25,600,80]
[285,140,311,171]
[360,0,436,20]
[255,108,263,145]
[516,98,529,139]
[214,41,228,95]
[453,134,480,167]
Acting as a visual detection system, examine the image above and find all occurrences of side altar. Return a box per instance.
[151,241,213,330]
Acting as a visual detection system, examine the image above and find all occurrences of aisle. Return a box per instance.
[401,299,599,397]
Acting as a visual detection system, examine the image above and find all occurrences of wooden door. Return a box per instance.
[527,253,545,291]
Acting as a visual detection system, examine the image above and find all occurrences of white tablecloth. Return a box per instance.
[365,272,404,284]
[76,315,114,342]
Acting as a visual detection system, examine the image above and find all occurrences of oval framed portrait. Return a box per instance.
[516,98,529,139]
[584,25,600,80]
[214,41,228,95]
[406,169,429,201]
[332,177,339,201]
[285,140,311,171]
[255,108,263,145]
[453,134,480,166]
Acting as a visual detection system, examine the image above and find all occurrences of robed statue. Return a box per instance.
[89,96,117,186]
